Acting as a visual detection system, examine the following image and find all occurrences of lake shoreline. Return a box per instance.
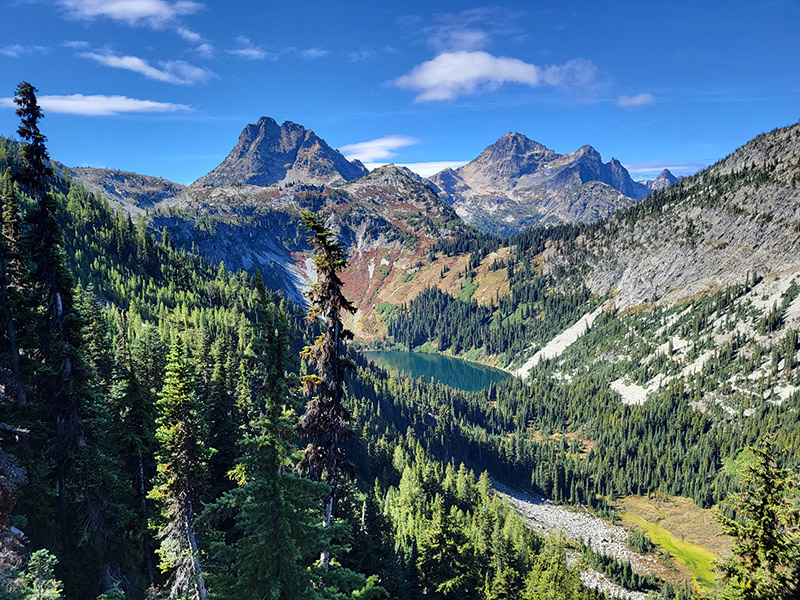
[362,349,512,392]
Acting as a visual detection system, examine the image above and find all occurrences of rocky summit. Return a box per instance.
[428,132,655,235]
[193,116,368,188]
[639,168,680,192]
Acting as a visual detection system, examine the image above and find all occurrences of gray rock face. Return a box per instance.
[69,168,188,214]
[428,133,651,235]
[639,168,679,192]
[554,121,800,309]
[194,117,367,188]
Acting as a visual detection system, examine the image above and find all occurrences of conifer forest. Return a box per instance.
[0,68,799,600]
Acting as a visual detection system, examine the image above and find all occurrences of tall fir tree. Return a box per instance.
[13,81,96,591]
[150,335,210,600]
[715,443,800,600]
[0,168,24,404]
[297,210,356,568]
[111,316,158,591]
[208,278,331,600]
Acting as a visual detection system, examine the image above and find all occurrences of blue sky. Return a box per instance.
[1,0,798,183]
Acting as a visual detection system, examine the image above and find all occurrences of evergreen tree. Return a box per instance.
[150,335,210,600]
[208,280,330,599]
[715,443,800,600]
[110,317,158,591]
[521,537,589,600]
[416,498,477,599]
[13,83,51,195]
[297,211,356,568]
[19,550,62,600]
[13,81,94,589]
[0,168,24,404]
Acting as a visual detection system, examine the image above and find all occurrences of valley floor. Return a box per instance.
[493,481,725,597]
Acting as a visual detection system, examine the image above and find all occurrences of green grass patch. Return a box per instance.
[401,273,414,283]
[375,301,398,317]
[723,447,758,479]
[415,341,439,354]
[462,348,484,362]
[625,514,717,592]
[458,276,478,302]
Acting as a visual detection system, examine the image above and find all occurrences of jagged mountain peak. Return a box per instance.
[473,132,558,166]
[490,132,552,154]
[653,168,678,186]
[573,144,602,160]
[428,134,652,235]
[194,117,367,188]
[639,168,681,192]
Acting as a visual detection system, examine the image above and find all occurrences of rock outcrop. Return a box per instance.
[194,117,367,188]
[428,133,653,235]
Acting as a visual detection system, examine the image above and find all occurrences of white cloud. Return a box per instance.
[58,0,201,28]
[81,52,215,85]
[0,44,48,57]
[0,94,190,116]
[299,48,329,60]
[195,42,215,58]
[339,135,418,162]
[365,161,467,178]
[617,93,654,107]
[228,36,273,60]
[176,26,201,42]
[395,51,601,102]
[63,40,90,49]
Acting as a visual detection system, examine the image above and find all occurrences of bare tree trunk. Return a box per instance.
[138,454,155,589]
[186,502,207,600]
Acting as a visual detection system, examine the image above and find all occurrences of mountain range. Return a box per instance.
[66,118,678,334]
[67,115,800,349]
[429,132,657,235]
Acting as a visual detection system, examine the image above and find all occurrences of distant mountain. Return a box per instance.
[69,167,187,214]
[428,133,654,235]
[194,117,368,187]
[638,168,680,192]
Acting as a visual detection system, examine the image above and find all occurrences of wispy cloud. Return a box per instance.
[0,44,48,58]
[624,162,704,178]
[405,7,525,52]
[299,47,329,60]
[176,26,201,42]
[429,27,489,52]
[81,51,215,85]
[364,160,467,177]
[63,40,90,49]
[348,49,375,62]
[228,36,274,60]
[617,93,654,107]
[395,51,601,102]
[58,0,202,28]
[0,94,191,116]
[339,135,418,162]
[195,42,215,58]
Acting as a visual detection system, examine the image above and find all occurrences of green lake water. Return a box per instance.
[363,350,511,392]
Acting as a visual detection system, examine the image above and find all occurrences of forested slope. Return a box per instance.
[0,91,658,600]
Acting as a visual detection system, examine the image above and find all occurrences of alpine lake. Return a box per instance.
[362,350,511,392]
